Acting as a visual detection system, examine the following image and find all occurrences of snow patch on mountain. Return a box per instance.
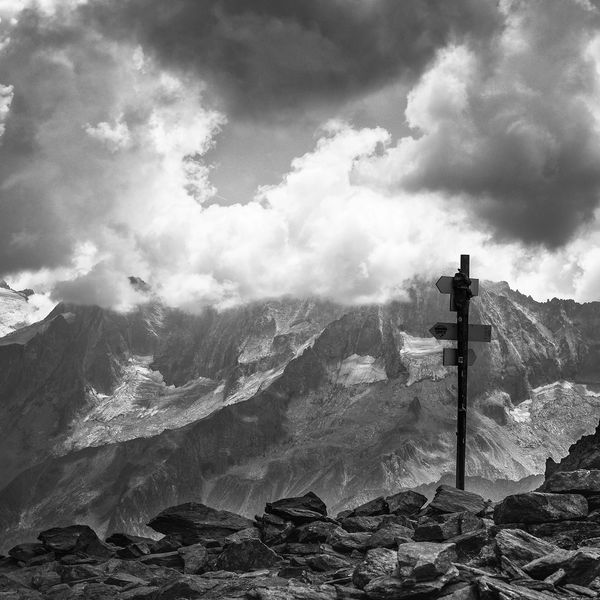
[399,333,447,386]
[337,354,387,386]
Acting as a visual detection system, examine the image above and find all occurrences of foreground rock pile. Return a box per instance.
[5,472,600,598]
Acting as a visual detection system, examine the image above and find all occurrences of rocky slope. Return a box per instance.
[3,280,600,551]
[5,475,600,599]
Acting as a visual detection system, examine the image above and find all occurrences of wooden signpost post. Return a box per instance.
[430,255,492,490]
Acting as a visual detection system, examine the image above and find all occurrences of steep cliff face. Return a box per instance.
[2,280,600,551]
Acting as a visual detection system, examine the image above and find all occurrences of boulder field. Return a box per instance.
[5,473,600,599]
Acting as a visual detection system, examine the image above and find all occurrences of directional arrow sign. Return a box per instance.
[429,322,492,342]
[443,348,476,366]
[436,276,479,296]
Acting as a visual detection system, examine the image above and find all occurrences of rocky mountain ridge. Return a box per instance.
[3,280,600,551]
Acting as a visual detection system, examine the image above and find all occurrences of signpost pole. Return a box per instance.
[455,254,471,490]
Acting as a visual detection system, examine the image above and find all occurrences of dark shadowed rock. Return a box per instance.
[522,547,600,585]
[105,533,155,548]
[527,519,600,549]
[139,551,184,570]
[397,541,457,581]
[364,568,458,600]
[149,535,183,554]
[306,553,351,572]
[477,575,557,600]
[291,521,339,544]
[56,563,104,583]
[152,574,219,600]
[117,542,151,558]
[38,525,110,556]
[365,524,413,549]
[104,572,149,588]
[341,517,386,533]
[177,543,208,574]
[494,492,588,524]
[147,502,253,544]
[414,512,483,542]
[119,585,159,599]
[352,548,397,589]
[385,491,427,516]
[426,486,486,515]
[213,539,281,572]
[543,469,600,495]
[447,529,490,562]
[327,528,371,553]
[495,529,560,566]
[8,543,48,563]
[265,492,328,524]
[348,497,389,517]
[256,513,295,545]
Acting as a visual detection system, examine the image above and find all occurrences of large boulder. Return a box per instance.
[396,541,457,581]
[352,548,397,589]
[147,503,253,544]
[493,492,588,524]
[347,497,389,517]
[495,529,559,566]
[385,491,427,516]
[365,523,413,549]
[38,525,114,558]
[425,486,486,515]
[265,492,327,524]
[326,528,371,553]
[414,512,482,542]
[543,469,600,495]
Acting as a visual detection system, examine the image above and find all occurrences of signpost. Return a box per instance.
[431,255,492,490]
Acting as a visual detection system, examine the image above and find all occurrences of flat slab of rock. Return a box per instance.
[365,567,458,600]
[543,469,600,495]
[494,492,588,524]
[8,543,48,563]
[147,502,253,544]
[477,575,558,600]
[38,525,114,558]
[341,516,387,533]
[385,490,427,516]
[397,541,457,581]
[495,529,559,566]
[426,486,486,515]
[265,492,327,524]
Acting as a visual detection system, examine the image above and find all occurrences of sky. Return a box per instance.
[2,0,600,312]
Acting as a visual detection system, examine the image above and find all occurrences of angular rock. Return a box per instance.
[151,574,219,600]
[426,486,486,516]
[119,586,159,600]
[150,535,183,554]
[523,547,600,585]
[257,513,295,545]
[224,527,261,544]
[527,520,600,548]
[348,497,389,518]
[494,492,588,524]
[365,524,413,549]
[341,517,386,534]
[335,585,368,599]
[447,529,490,562]
[414,512,482,542]
[139,551,184,570]
[38,525,105,555]
[352,548,397,590]
[105,533,155,548]
[543,469,600,495]
[265,492,328,524]
[306,553,351,572]
[495,528,560,566]
[117,542,151,559]
[213,539,281,572]
[103,572,149,588]
[56,563,104,583]
[293,521,340,543]
[396,541,457,581]
[364,567,458,600]
[327,528,371,553]
[147,502,253,545]
[177,543,208,574]
[477,575,557,600]
[8,543,48,563]
[385,491,427,516]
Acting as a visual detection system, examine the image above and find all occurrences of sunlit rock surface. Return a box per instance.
[3,281,600,551]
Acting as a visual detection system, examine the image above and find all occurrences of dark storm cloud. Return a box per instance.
[82,0,502,119]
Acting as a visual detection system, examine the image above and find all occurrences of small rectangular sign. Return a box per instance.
[436,276,479,296]
[429,322,492,342]
[443,347,476,366]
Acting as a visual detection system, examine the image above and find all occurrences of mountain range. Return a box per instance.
[2,278,600,552]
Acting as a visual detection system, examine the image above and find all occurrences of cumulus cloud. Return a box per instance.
[82,0,501,119]
[3,0,600,311]
[359,0,600,248]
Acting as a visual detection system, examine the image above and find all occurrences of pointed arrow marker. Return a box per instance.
[436,276,479,296]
